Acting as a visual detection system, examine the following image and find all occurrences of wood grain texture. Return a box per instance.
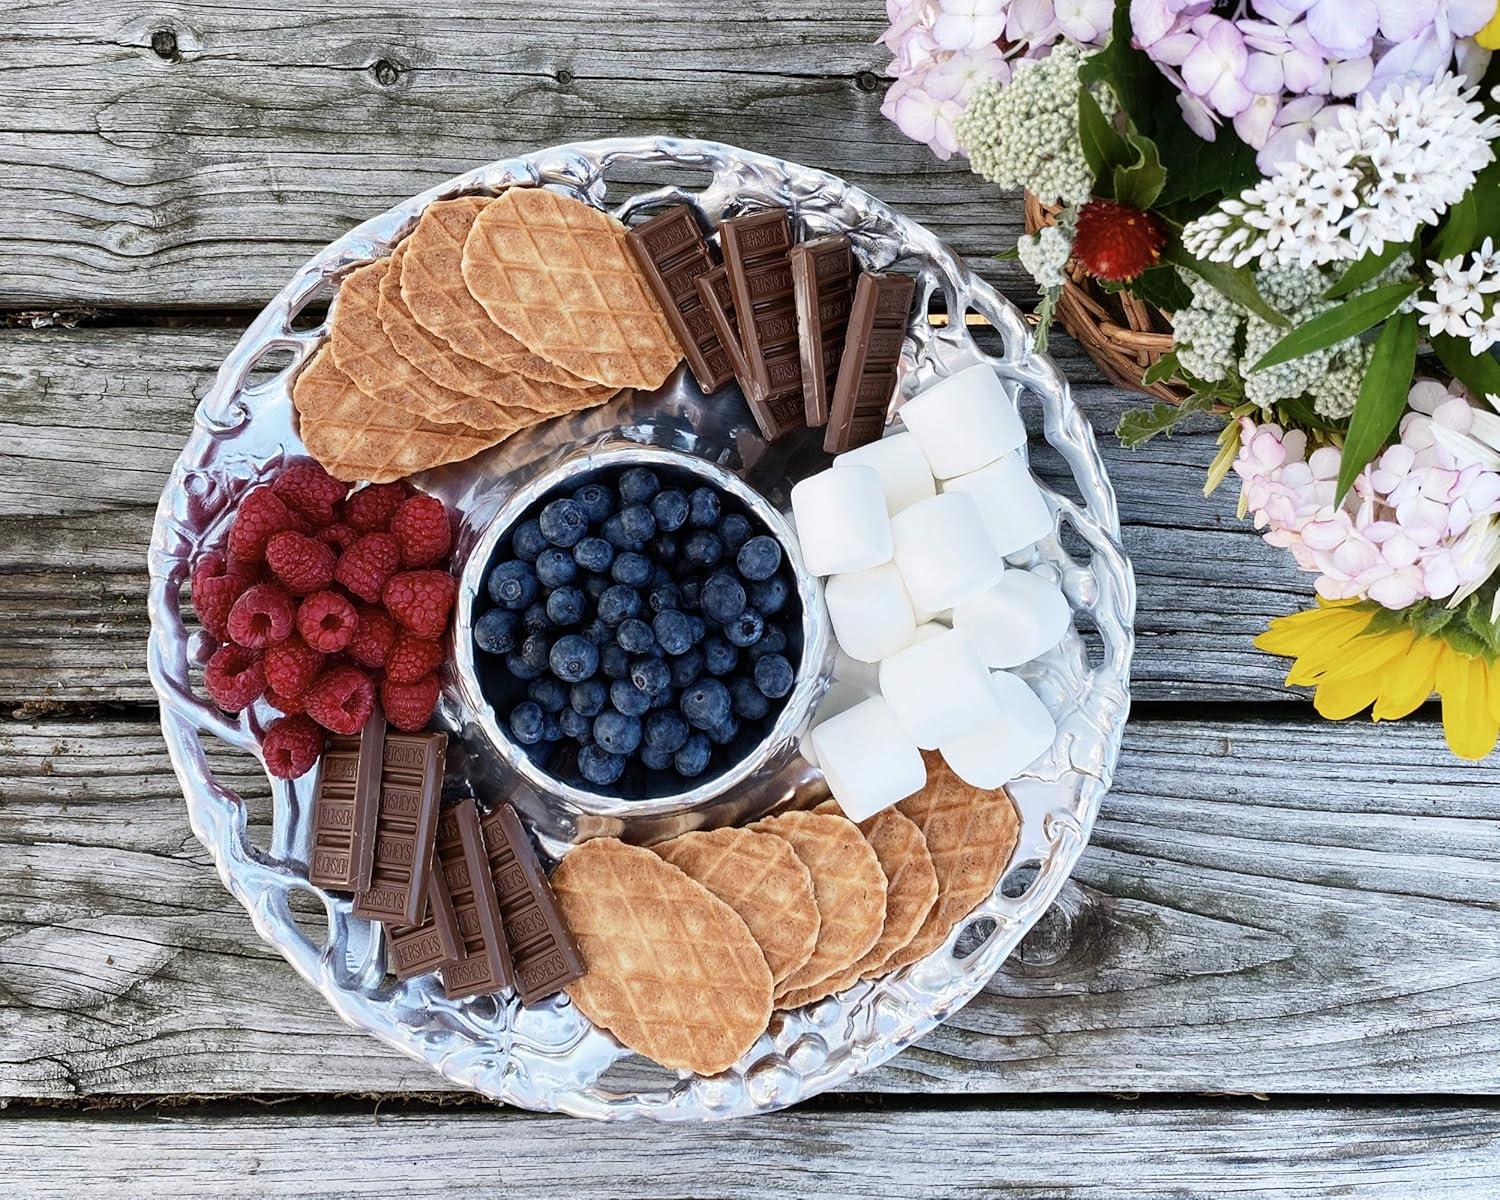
[3,712,1492,1101]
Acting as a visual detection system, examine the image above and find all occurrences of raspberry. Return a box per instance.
[227,485,295,563]
[263,635,325,699]
[382,570,458,639]
[261,714,324,779]
[347,606,398,670]
[390,494,453,567]
[317,522,358,554]
[305,664,376,735]
[381,673,441,732]
[343,482,410,533]
[226,583,296,649]
[271,458,347,524]
[265,686,309,716]
[385,632,446,684]
[203,643,266,712]
[296,589,358,653]
[334,533,401,603]
[265,531,336,596]
[1071,199,1167,283]
[190,553,258,641]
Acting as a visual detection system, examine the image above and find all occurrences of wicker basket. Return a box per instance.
[1023,192,1191,405]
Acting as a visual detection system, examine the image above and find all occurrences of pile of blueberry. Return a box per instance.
[472,463,801,795]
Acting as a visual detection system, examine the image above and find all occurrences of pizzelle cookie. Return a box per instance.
[655,827,820,987]
[750,811,887,1006]
[884,752,1020,972]
[550,837,773,1077]
[461,187,683,391]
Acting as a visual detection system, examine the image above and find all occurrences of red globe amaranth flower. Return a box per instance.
[1071,200,1166,283]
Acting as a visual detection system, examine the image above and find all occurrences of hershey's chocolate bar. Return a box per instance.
[718,208,806,442]
[625,206,734,395]
[788,234,855,428]
[480,803,583,1004]
[438,798,514,999]
[308,711,385,892]
[387,868,462,980]
[825,272,915,454]
[351,731,446,927]
[696,263,803,443]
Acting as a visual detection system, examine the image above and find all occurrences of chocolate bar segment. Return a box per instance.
[626,206,733,395]
[788,235,855,427]
[695,266,752,382]
[718,208,806,442]
[480,803,583,1004]
[308,711,386,892]
[825,272,916,454]
[438,798,514,999]
[351,731,446,927]
[387,868,462,981]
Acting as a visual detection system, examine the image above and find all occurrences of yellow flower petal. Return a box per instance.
[1480,5,1500,50]
[1435,647,1500,761]
[1491,657,1500,727]
[1372,634,1444,721]
[1318,626,1416,684]
[1313,672,1382,721]
[1279,614,1384,686]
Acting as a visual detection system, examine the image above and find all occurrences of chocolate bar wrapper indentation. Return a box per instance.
[438,798,514,999]
[480,802,583,1004]
[718,208,805,442]
[308,711,386,892]
[352,731,446,927]
[788,234,854,428]
[625,205,734,395]
[386,867,462,980]
[824,272,916,455]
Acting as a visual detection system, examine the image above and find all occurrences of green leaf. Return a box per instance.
[1410,600,1458,637]
[1335,311,1419,502]
[1077,85,1129,187]
[1031,286,1060,355]
[1250,280,1419,372]
[1203,417,1241,496]
[1324,241,1409,300]
[1113,132,1166,210]
[1428,158,1500,261]
[1141,349,1181,387]
[1466,597,1500,656]
[1115,391,1213,448]
[993,246,1021,262]
[1078,4,1165,137]
[1127,263,1193,313]
[1432,332,1500,399]
[1162,239,1290,327]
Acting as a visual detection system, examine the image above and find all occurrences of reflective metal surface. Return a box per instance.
[145,137,1136,1121]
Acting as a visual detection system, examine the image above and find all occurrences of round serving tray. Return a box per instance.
[145,137,1135,1121]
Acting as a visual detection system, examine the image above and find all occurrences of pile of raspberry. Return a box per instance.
[191,459,458,779]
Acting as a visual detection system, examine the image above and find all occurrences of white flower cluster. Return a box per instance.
[1416,237,1500,353]
[1180,73,1500,271]
[954,43,1107,206]
[1016,216,1074,290]
[1173,277,1239,383]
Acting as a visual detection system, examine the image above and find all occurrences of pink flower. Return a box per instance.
[1182,17,1254,116]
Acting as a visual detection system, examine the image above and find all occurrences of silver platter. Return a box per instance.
[145,137,1135,1121]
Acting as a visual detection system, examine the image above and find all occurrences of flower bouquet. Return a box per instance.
[880,0,1500,757]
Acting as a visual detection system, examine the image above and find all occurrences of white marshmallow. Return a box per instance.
[911,621,947,643]
[790,466,893,576]
[951,571,1071,669]
[942,451,1052,557]
[810,695,927,822]
[800,681,875,768]
[825,561,917,664]
[939,671,1056,788]
[878,627,999,749]
[890,492,1005,613]
[833,432,936,515]
[832,647,881,694]
[897,364,1025,479]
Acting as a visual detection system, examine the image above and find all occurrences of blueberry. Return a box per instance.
[651,534,679,564]
[736,535,782,581]
[702,635,739,676]
[593,709,643,755]
[652,609,695,656]
[520,633,552,672]
[643,709,689,755]
[511,519,548,562]
[749,575,790,616]
[529,676,568,713]
[578,744,625,787]
[688,487,721,528]
[684,530,723,568]
[717,512,752,551]
[488,560,539,610]
[674,732,712,777]
[598,583,642,626]
[745,624,787,661]
[681,678,732,730]
[730,676,770,721]
[582,618,611,646]
[509,701,545,745]
[571,679,608,716]
[680,578,703,610]
[640,745,675,771]
[505,651,543,681]
[542,712,564,741]
[669,646,705,688]
[573,535,615,574]
[545,585,586,626]
[474,607,521,655]
[535,547,578,588]
[582,573,610,601]
[724,609,764,648]
[631,656,672,696]
[650,489,690,532]
[648,580,682,614]
[619,467,660,505]
[609,677,652,717]
[706,714,740,746]
[649,685,679,710]
[701,573,747,624]
[549,633,600,684]
[572,482,616,525]
[559,706,593,742]
[616,617,656,655]
[601,644,630,680]
[611,551,653,588]
[686,614,707,643]
[539,497,588,547]
[600,513,642,551]
[754,653,795,698]
[618,504,656,543]
[523,600,552,634]
[650,563,673,586]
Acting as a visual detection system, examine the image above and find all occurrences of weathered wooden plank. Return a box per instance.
[4,712,1493,1101]
[0,325,1295,706]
